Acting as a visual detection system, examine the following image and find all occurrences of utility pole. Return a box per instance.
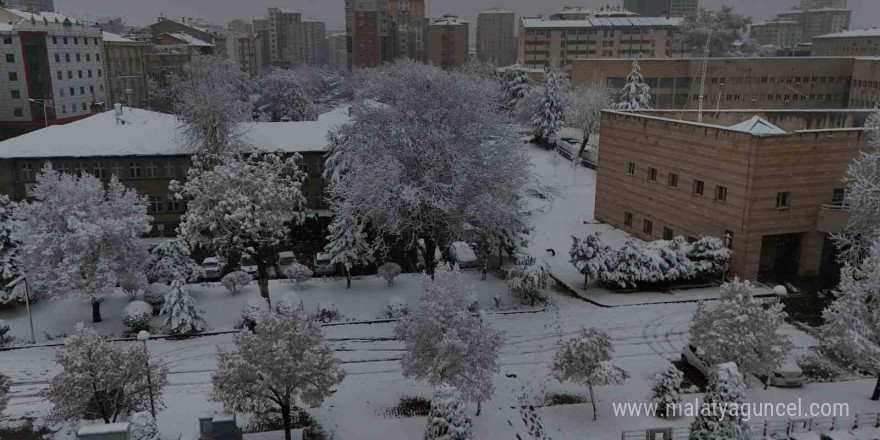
[697,33,711,123]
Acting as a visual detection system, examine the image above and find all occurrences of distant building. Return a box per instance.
[326,33,348,70]
[224,30,263,78]
[0,8,107,140]
[149,17,227,58]
[300,20,326,66]
[773,7,851,43]
[389,0,426,62]
[2,0,53,12]
[252,18,271,69]
[95,17,125,35]
[850,57,880,108]
[750,21,803,49]
[227,18,253,35]
[102,31,148,108]
[623,0,698,17]
[429,15,468,68]
[477,8,517,66]
[800,0,846,9]
[146,32,215,88]
[812,28,880,56]
[267,7,301,67]
[345,0,393,69]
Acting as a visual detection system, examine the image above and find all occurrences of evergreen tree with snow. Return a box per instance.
[530,67,565,146]
[610,239,668,289]
[651,365,684,418]
[506,255,551,306]
[551,327,628,421]
[425,385,473,440]
[657,237,697,282]
[0,371,9,415]
[820,237,880,400]
[613,59,652,110]
[835,108,880,265]
[147,238,203,284]
[324,207,374,289]
[395,267,503,415]
[688,236,732,280]
[689,279,792,379]
[688,363,754,440]
[211,311,345,440]
[502,63,531,113]
[160,279,206,335]
[0,195,20,293]
[570,232,615,289]
[11,165,152,322]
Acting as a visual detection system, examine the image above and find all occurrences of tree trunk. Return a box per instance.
[584,273,589,290]
[346,267,351,289]
[498,243,503,268]
[871,374,880,401]
[281,405,292,440]
[424,238,438,278]
[577,132,590,159]
[589,383,597,421]
[258,277,270,305]
[477,399,482,416]
[92,301,102,323]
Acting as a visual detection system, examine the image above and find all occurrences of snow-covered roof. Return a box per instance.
[77,423,130,435]
[814,28,880,39]
[432,15,468,26]
[481,8,513,14]
[3,8,73,23]
[0,23,12,32]
[607,110,867,137]
[751,20,800,27]
[521,16,681,29]
[0,106,351,159]
[160,32,213,47]
[102,31,135,43]
[727,116,786,135]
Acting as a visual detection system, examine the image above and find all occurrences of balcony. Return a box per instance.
[816,203,850,234]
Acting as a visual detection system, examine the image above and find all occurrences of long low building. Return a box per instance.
[594,109,868,284]
[0,105,350,236]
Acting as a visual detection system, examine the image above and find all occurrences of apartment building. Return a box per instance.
[850,57,880,108]
[595,110,868,283]
[252,18,271,69]
[149,17,227,58]
[800,0,847,9]
[812,29,880,56]
[389,0,425,62]
[326,33,348,71]
[145,32,215,88]
[750,21,803,49]
[570,57,861,110]
[775,8,851,43]
[300,20,326,66]
[102,32,147,108]
[344,0,393,68]
[518,16,680,69]
[623,0,698,17]
[224,30,262,78]
[267,7,301,67]
[0,8,107,140]
[477,8,517,66]
[429,15,468,68]
[3,0,53,12]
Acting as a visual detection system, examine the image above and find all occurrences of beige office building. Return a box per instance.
[477,8,517,66]
[429,15,469,68]
[812,29,880,56]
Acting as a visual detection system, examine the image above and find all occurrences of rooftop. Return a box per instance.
[0,106,351,159]
[605,110,866,137]
[3,8,75,24]
[102,31,136,43]
[727,116,786,135]
[815,28,880,39]
[432,15,468,26]
[158,32,213,47]
[521,16,681,29]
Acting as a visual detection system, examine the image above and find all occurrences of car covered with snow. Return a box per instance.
[448,241,478,270]
[313,253,336,276]
[201,256,222,280]
[275,251,297,278]
[682,343,805,388]
[238,254,258,276]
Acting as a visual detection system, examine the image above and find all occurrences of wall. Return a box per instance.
[631,109,874,131]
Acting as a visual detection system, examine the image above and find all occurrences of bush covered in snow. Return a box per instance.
[507,255,551,305]
[0,319,11,346]
[378,262,402,286]
[651,365,684,418]
[143,283,168,316]
[129,411,160,440]
[285,263,313,289]
[276,291,304,316]
[570,232,615,289]
[221,271,252,295]
[688,236,732,280]
[797,352,847,383]
[122,301,153,333]
[689,363,752,440]
[385,296,410,319]
[242,296,270,329]
[0,371,10,414]
[424,385,472,440]
[314,302,341,323]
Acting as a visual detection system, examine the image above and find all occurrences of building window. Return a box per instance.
[65,53,70,62]
[87,69,92,78]
[164,161,175,178]
[52,36,57,44]
[97,69,102,77]
[148,196,163,213]
[663,227,674,240]
[79,86,85,95]
[67,70,72,79]
[81,102,86,111]
[54,53,60,62]
[86,53,90,61]
[10,90,19,99]
[168,198,181,212]
[63,37,67,44]
[775,191,790,209]
[94,38,99,45]
[129,161,141,178]
[715,185,728,202]
[13,107,22,117]
[93,162,108,178]
[61,105,66,114]
[69,87,75,96]
[20,163,35,181]
[643,219,653,235]
[8,72,17,81]
[5,53,13,63]
[96,53,100,61]
[667,173,678,188]
[111,162,123,177]
[626,162,635,175]
[831,188,845,205]
[693,179,704,196]
[74,37,78,45]
[74,162,87,177]
[145,161,159,177]
[648,167,657,182]
[56,70,62,80]
[77,70,82,79]
[3,36,12,44]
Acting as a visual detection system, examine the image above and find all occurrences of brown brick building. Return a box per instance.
[594,110,868,283]
[850,57,880,108]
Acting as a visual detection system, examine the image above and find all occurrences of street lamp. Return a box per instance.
[136,330,156,418]
[27,98,49,128]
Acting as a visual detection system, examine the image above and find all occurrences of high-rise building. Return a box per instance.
[623,0,698,17]
[389,0,425,61]
[300,20,326,66]
[224,30,263,78]
[749,20,803,49]
[267,7,301,67]
[326,33,348,71]
[3,0,54,12]
[769,1,851,44]
[800,0,847,9]
[429,15,469,68]
[252,18,271,69]
[477,8,517,66]
[345,0,393,69]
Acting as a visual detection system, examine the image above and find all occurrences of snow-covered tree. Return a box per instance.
[121,301,152,333]
[0,319,11,346]
[570,232,615,289]
[609,239,668,289]
[531,68,566,146]
[455,58,499,81]
[257,68,318,122]
[613,59,651,110]
[651,365,684,418]
[507,255,552,305]
[0,371,9,414]
[129,411,160,440]
[835,108,880,265]
[170,54,254,157]
[657,237,697,282]
[324,209,374,289]
[11,165,152,322]
[221,271,252,295]
[688,236,732,280]
[146,238,203,284]
[284,263,313,289]
[563,82,613,157]
[424,385,473,440]
[0,195,20,293]
[502,63,531,113]
[378,262,402,285]
[44,324,168,424]
[161,280,205,335]
[326,60,530,275]
[172,152,308,303]
[395,268,503,415]
[211,311,345,440]
[675,6,753,57]
[689,279,792,379]
[551,327,628,421]
[820,237,880,400]
[688,363,754,440]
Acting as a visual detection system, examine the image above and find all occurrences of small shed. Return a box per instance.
[76,422,130,440]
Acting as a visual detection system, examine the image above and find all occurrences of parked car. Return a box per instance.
[448,241,478,270]
[681,343,805,388]
[555,137,581,160]
[201,257,222,280]
[275,251,296,277]
[314,253,336,276]
[238,254,258,276]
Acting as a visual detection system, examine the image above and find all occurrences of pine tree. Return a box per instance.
[147,238,203,284]
[0,371,10,415]
[503,63,531,112]
[530,68,565,146]
[657,236,697,282]
[161,279,206,335]
[324,210,374,289]
[688,236,732,280]
[570,232,615,289]
[651,365,684,418]
[0,195,20,292]
[610,239,646,289]
[688,363,754,440]
[613,59,652,110]
[424,385,473,440]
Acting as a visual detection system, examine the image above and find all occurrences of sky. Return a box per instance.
[55,0,879,31]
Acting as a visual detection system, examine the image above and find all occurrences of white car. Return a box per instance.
[448,241,478,270]
[681,343,805,388]
[238,254,258,276]
[201,256,222,280]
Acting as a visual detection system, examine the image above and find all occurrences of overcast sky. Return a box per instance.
[56,0,879,31]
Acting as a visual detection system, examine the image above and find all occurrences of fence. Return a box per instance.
[621,412,880,440]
